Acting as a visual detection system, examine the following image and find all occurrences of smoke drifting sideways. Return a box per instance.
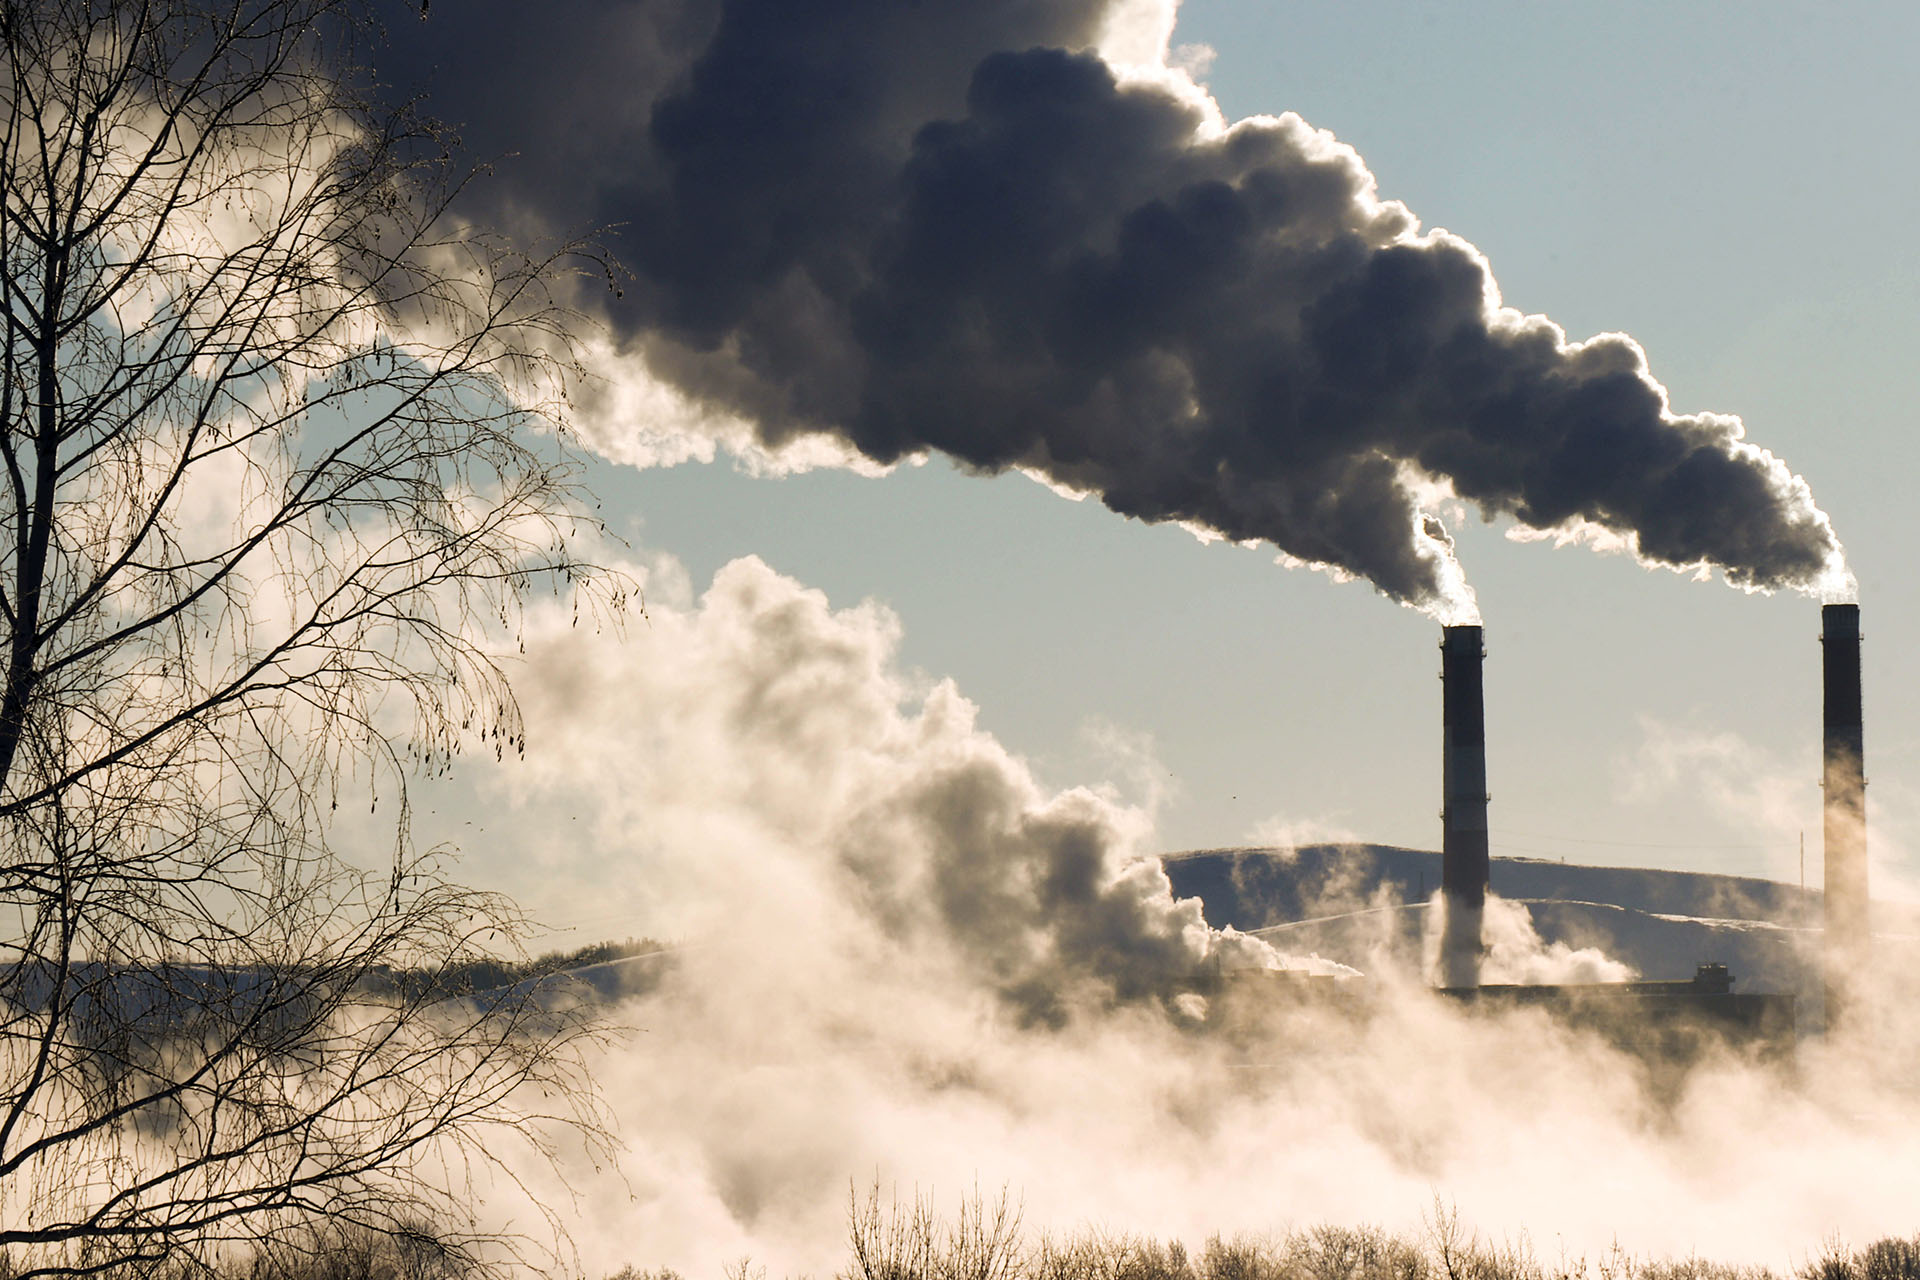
[382,0,1850,617]
[459,553,1920,1279]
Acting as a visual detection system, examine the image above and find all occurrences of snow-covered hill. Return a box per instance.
[1162,844,1920,996]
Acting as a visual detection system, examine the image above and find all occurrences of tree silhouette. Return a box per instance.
[0,1,623,1272]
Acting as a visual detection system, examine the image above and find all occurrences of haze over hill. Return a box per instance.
[518,843,1920,1010]
[1164,844,1920,1006]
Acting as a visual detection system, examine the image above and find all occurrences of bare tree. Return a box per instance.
[0,0,627,1272]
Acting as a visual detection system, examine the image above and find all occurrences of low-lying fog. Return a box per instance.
[440,555,1920,1279]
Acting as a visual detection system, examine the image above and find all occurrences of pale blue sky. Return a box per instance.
[444,1,1920,933]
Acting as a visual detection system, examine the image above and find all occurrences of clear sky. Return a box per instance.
[404,0,1920,937]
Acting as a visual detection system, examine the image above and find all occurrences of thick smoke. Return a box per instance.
[384,0,1848,612]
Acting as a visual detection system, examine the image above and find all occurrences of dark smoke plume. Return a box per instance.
[382,0,1848,612]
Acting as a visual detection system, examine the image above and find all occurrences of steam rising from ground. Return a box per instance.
[505,555,1287,1026]
[385,0,1849,616]
[460,556,1919,1278]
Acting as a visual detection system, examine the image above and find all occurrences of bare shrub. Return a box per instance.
[1422,1203,1543,1280]
[1636,1257,1780,1280]
[1860,1240,1920,1280]
[1283,1226,1428,1280]
[1125,1240,1198,1280]
[843,1183,1024,1280]
[1202,1236,1281,1280]
[1803,1240,1860,1280]
[1032,1231,1194,1280]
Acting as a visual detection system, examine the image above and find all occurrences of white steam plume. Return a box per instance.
[425,553,1920,1280]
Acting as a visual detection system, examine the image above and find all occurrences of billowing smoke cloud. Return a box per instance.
[431,552,1920,1279]
[384,0,1848,614]
[490,553,1293,1027]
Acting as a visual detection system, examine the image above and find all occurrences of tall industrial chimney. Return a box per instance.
[1822,602,1867,1027]
[1440,625,1489,988]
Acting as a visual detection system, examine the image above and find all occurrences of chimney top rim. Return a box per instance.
[1823,602,1861,639]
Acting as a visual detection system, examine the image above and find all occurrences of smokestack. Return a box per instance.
[1440,625,1489,988]
[1822,602,1867,1027]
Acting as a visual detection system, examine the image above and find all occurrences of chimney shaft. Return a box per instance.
[1441,625,1489,988]
[1822,602,1867,1026]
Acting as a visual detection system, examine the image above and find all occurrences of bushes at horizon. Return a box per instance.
[25,1205,1920,1280]
[602,1193,1920,1280]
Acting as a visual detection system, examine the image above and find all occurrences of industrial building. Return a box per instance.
[1426,602,1871,1048]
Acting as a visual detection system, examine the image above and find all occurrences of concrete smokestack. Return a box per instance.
[1822,602,1867,1027]
[1441,625,1489,988]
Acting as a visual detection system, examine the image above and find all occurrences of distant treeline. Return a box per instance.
[612,1189,1920,1280]
[33,1202,1920,1280]
[359,936,673,1001]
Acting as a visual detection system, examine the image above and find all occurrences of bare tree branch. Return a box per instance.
[0,2,632,1273]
